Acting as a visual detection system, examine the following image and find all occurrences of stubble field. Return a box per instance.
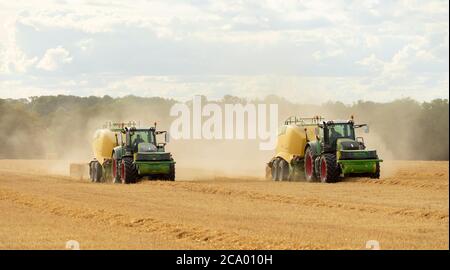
[0,160,448,250]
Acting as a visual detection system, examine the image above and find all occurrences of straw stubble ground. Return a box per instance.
[0,160,447,249]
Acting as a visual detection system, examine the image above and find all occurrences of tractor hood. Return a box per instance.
[135,151,172,161]
[336,138,379,160]
[138,143,157,152]
[337,138,360,151]
[338,150,379,160]
[135,143,172,161]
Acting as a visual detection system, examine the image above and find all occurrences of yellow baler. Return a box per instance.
[70,129,119,180]
[267,116,322,180]
[89,122,176,184]
[268,116,382,183]
[275,120,318,164]
[91,129,119,165]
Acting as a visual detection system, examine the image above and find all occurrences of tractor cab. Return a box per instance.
[115,126,170,169]
[124,128,157,154]
[90,121,175,184]
[317,120,368,153]
[268,116,381,183]
[320,121,354,151]
[118,127,169,153]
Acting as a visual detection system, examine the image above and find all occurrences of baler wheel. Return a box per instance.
[91,161,103,183]
[89,162,95,182]
[271,159,279,181]
[278,159,289,181]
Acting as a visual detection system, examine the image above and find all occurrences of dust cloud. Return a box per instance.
[0,96,448,178]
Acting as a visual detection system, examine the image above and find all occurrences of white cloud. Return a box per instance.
[76,39,94,52]
[357,54,384,71]
[356,29,448,93]
[312,49,344,60]
[0,18,38,74]
[0,0,447,102]
[0,43,38,74]
[36,46,72,71]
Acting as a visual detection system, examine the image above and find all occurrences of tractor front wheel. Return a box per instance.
[168,163,176,181]
[121,157,138,184]
[370,162,380,179]
[319,154,340,183]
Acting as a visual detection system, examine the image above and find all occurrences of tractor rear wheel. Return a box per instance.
[278,159,289,181]
[370,162,380,179]
[121,157,138,184]
[112,158,121,184]
[271,159,279,181]
[304,147,316,182]
[319,154,340,183]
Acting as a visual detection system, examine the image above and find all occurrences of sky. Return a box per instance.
[0,0,448,103]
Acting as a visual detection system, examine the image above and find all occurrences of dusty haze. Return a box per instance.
[0,96,448,177]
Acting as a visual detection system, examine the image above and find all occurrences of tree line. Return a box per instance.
[0,95,448,160]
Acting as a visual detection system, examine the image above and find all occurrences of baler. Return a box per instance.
[267,116,382,183]
[89,122,175,184]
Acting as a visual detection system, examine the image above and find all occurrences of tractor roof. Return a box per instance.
[325,120,354,125]
[284,116,324,126]
[125,127,155,132]
[284,116,358,127]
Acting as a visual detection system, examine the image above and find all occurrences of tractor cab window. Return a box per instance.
[130,130,156,152]
[131,131,156,145]
[327,124,355,143]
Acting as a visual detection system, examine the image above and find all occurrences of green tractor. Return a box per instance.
[89,122,175,184]
[269,117,382,183]
[303,119,382,183]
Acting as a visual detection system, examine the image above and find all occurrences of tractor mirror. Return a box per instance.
[165,132,170,143]
[364,125,370,133]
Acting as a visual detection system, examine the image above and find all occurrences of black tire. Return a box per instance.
[91,161,103,183]
[271,159,279,181]
[112,158,121,184]
[168,163,175,181]
[370,162,380,179]
[89,162,95,182]
[304,147,316,182]
[121,157,138,184]
[278,159,289,181]
[319,154,340,183]
[265,164,272,180]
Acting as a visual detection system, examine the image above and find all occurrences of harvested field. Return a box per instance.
[0,160,448,250]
